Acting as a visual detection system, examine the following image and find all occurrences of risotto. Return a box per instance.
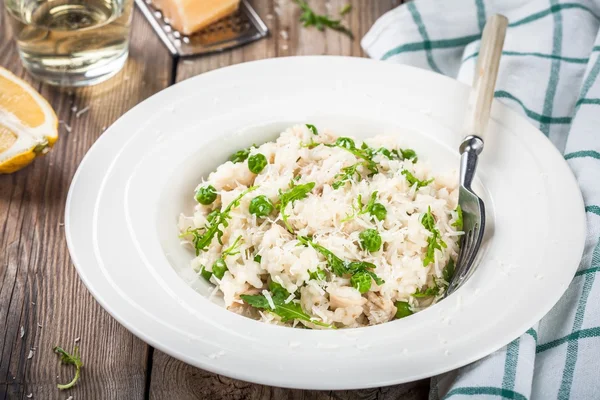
[178,124,462,329]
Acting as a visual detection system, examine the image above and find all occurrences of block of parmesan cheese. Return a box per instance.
[153,0,241,35]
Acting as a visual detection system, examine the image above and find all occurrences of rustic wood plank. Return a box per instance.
[150,349,429,400]
[0,5,172,399]
[151,1,428,399]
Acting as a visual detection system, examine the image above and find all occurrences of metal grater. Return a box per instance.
[135,0,269,57]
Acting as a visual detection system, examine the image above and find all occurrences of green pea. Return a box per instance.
[395,301,413,319]
[195,185,217,205]
[370,203,387,221]
[199,265,212,281]
[248,153,268,174]
[249,195,274,217]
[336,137,355,150]
[212,258,228,279]
[359,229,382,252]
[350,271,372,294]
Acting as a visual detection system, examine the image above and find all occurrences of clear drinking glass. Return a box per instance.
[4,0,134,87]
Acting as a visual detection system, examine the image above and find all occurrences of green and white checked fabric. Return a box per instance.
[362,1,600,399]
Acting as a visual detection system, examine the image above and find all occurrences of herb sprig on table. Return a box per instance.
[294,0,354,39]
[54,346,83,390]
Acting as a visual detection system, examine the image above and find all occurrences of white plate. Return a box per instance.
[65,56,586,390]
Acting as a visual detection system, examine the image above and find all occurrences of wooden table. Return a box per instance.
[0,1,430,398]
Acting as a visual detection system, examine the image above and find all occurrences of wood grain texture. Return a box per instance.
[151,1,428,399]
[0,4,172,400]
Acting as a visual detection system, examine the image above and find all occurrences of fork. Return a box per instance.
[445,15,508,296]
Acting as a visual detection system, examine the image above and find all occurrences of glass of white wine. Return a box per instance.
[4,0,134,87]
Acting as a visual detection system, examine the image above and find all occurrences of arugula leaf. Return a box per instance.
[442,258,455,282]
[400,148,418,161]
[395,301,413,319]
[241,283,333,328]
[222,235,243,257]
[341,191,387,222]
[332,162,364,189]
[229,145,256,163]
[54,346,83,390]
[294,0,354,39]
[240,294,270,309]
[278,182,315,232]
[333,139,378,174]
[401,169,433,189]
[268,281,289,300]
[187,186,257,254]
[340,4,352,15]
[299,238,384,285]
[421,206,447,266]
[452,205,463,231]
[298,236,347,276]
[306,124,318,135]
[309,267,327,281]
[413,283,440,298]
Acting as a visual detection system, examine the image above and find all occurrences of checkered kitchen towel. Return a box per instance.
[362,1,600,399]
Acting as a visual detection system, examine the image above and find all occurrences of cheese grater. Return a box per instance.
[135,0,269,57]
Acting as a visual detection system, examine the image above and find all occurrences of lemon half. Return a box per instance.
[0,67,58,174]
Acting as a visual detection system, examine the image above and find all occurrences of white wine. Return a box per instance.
[5,0,134,86]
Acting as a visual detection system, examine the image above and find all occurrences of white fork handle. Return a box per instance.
[463,15,508,141]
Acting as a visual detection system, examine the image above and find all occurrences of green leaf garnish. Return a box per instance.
[186,186,257,254]
[306,124,318,135]
[334,138,378,174]
[298,236,347,276]
[54,346,83,390]
[339,4,352,16]
[413,283,440,298]
[241,281,333,328]
[294,0,354,39]
[229,145,256,163]
[421,206,447,266]
[298,237,384,285]
[309,267,327,281]
[394,301,413,319]
[278,182,315,232]
[400,148,418,161]
[332,161,364,189]
[401,169,433,189]
[452,205,463,231]
[442,258,455,282]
